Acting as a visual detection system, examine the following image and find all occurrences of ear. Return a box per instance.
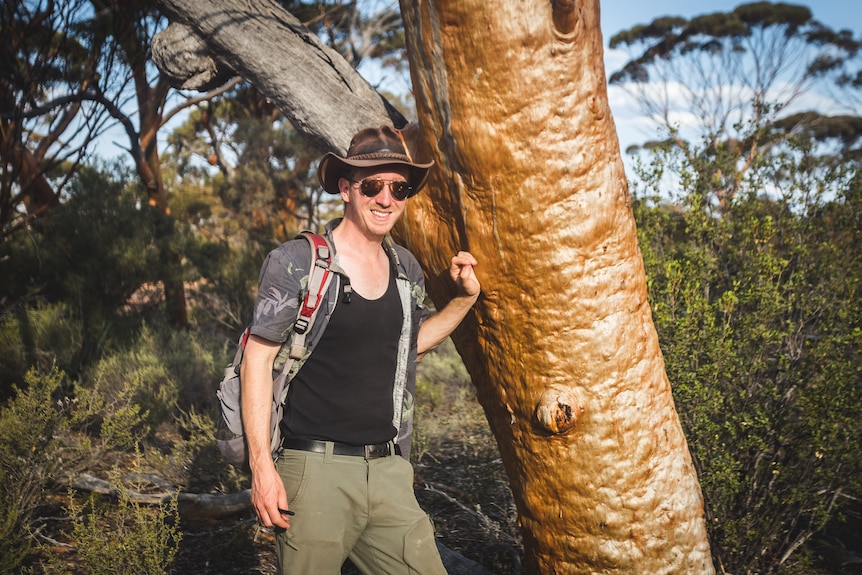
[338,177,352,202]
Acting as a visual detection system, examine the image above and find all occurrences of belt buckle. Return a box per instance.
[364,443,387,459]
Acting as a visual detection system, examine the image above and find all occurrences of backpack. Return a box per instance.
[215,231,337,471]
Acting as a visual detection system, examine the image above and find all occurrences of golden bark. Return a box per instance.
[397,1,715,573]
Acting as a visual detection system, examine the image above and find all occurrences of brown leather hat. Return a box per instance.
[318,125,434,196]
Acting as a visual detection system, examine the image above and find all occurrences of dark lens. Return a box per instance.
[389,181,413,200]
[359,179,386,197]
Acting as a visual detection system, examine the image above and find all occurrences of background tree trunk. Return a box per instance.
[152,0,715,572]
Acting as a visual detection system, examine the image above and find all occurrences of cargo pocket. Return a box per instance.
[403,515,446,575]
[276,451,310,506]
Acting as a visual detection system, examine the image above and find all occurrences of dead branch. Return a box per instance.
[69,473,252,520]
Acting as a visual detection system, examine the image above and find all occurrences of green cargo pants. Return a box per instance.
[274,443,446,574]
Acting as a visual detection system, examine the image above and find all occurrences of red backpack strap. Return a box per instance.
[287,231,337,362]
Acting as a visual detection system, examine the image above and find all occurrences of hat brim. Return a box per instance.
[318,153,434,197]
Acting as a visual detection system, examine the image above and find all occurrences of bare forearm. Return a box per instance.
[240,335,290,528]
[240,336,281,472]
[417,251,481,357]
[417,292,478,356]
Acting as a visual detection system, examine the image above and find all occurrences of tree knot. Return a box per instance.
[551,0,581,40]
[535,385,584,434]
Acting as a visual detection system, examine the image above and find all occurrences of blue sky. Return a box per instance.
[600,0,860,40]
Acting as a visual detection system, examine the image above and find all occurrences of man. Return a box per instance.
[241,124,480,574]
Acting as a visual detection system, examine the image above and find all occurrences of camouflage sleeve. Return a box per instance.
[248,241,311,343]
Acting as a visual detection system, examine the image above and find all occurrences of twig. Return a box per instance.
[421,482,498,534]
[34,531,74,549]
[183,517,257,537]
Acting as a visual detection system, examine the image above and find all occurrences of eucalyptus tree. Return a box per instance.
[2,0,192,326]
[609,2,861,144]
[0,0,110,237]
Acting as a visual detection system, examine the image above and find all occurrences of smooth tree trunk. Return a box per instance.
[395,2,714,572]
[151,0,714,572]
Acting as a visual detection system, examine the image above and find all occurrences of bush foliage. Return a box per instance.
[632,136,862,573]
[0,368,68,572]
[66,472,182,575]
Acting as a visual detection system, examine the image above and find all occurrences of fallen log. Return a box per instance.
[70,473,252,520]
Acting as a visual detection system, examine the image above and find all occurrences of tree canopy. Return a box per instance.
[608,1,862,158]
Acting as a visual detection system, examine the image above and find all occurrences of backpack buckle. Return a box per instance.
[294,317,309,334]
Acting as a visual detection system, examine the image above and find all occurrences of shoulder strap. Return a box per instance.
[279,231,337,379]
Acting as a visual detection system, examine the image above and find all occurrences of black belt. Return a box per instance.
[281,437,400,459]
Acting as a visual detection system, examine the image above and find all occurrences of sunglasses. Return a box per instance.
[350,178,414,201]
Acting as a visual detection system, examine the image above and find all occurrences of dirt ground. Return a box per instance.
[25,438,862,575]
[22,370,860,575]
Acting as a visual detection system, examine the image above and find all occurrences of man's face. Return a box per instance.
[339,165,411,238]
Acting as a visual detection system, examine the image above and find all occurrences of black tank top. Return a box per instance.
[282,266,402,445]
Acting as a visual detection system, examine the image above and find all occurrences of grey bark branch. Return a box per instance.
[151,22,236,91]
[70,473,253,520]
[151,0,405,154]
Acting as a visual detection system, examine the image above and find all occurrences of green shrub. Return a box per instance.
[172,406,247,493]
[413,338,490,462]
[101,403,151,451]
[86,325,179,438]
[633,138,862,573]
[417,338,472,392]
[66,471,182,575]
[0,368,68,573]
[0,163,168,374]
[159,327,220,411]
[186,241,265,335]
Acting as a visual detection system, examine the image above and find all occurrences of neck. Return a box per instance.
[331,220,386,258]
[330,219,393,300]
